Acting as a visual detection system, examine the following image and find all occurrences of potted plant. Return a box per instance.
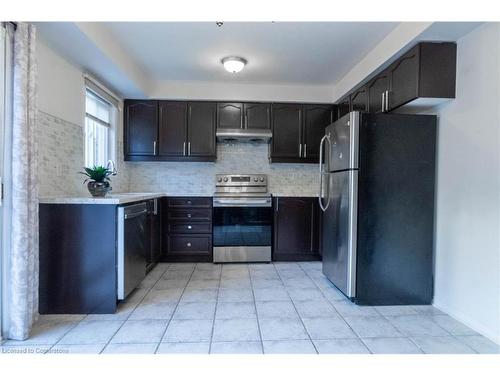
[80,165,113,197]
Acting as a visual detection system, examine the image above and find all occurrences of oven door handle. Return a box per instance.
[213,198,272,207]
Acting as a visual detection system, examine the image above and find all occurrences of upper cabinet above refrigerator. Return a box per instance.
[336,42,457,114]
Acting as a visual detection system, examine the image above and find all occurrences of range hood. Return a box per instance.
[216,128,272,143]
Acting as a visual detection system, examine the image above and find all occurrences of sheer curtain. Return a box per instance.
[4,22,39,341]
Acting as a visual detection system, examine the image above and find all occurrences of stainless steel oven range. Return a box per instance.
[213,174,272,263]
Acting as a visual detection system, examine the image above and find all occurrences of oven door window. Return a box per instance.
[213,207,272,247]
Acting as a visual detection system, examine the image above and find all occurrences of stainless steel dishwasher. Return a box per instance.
[117,202,148,300]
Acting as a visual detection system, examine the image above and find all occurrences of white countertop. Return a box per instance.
[38,192,168,205]
[39,192,318,205]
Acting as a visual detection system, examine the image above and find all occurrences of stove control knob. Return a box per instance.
[254,177,258,182]
[217,177,222,182]
[223,177,228,182]
[259,177,265,182]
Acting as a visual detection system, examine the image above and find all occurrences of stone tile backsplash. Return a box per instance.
[38,111,87,197]
[38,112,318,197]
[127,142,319,196]
[37,111,129,197]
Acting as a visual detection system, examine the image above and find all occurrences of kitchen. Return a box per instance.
[0,10,499,363]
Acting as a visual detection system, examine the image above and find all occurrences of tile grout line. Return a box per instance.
[297,262,374,354]
[102,263,173,354]
[274,262,319,354]
[154,263,198,354]
[248,264,265,354]
[208,263,223,354]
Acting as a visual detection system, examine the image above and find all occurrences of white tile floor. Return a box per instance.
[1,262,499,355]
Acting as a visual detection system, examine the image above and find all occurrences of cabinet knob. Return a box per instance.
[187,200,192,205]
[187,213,192,218]
[187,225,192,229]
[187,242,192,247]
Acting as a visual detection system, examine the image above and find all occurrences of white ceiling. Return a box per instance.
[35,22,479,100]
[102,22,399,85]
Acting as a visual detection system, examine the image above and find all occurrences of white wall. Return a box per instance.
[36,39,130,195]
[37,39,85,127]
[149,80,333,103]
[432,22,500,343]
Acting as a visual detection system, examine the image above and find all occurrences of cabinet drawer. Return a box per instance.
[168,222,212,234]
[167,197,211,208]
[167,208,212,222]
[167,235,212,255]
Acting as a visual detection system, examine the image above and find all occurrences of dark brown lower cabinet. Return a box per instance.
[39,204,118,314]
[162,197,213,262]
[273,197,322,261]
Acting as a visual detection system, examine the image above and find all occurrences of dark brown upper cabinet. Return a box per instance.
[270,103,333,163]
[367,71,391,113]
[337,97,350,119]
[217,102,271,130]
[124,100,158,157]
[271,103,303,162]
[125,100,216,162]
[387,42,456,111]
[244,103,271,129]
[187,102,217,158]
[336,42,457,114]
[273,197,321,261]
[158,101,187,157]
[302,104,333,162]
[217,103,243,129]
[350,87,368,112]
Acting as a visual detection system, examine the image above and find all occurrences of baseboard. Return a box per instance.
[432,300,500,344]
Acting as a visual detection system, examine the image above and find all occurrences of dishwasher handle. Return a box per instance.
[123,202,148,219]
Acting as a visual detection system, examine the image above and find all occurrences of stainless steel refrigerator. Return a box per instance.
[319,111,436,305]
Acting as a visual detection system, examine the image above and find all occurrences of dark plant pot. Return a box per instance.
[87,181,111,197]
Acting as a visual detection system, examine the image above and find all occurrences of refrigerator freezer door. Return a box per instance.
[322,170,358,298]
[325,112,360,172]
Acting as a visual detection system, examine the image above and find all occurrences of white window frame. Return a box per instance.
[83,76,120,169]
[84,89,114,168]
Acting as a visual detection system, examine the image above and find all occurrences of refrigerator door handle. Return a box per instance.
[318,134,331,212]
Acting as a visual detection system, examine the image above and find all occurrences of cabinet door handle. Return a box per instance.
[304,144,307,158]
[188,142,191,155]
[187,213,192,218]
[385,90,390,111]
[276,197,279,212]
[299,143,302,157]
[381,92,385,112]
[153,140,157,155]
[183,142,186,156]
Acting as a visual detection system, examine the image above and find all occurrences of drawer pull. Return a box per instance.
[187,213,192,218]
[187,225,192,229]
[187,242,192,247]
[187,200,192,205]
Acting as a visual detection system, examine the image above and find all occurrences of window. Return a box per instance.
[84,89,113,167]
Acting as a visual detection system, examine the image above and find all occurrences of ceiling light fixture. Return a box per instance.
[221,56,247,73]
